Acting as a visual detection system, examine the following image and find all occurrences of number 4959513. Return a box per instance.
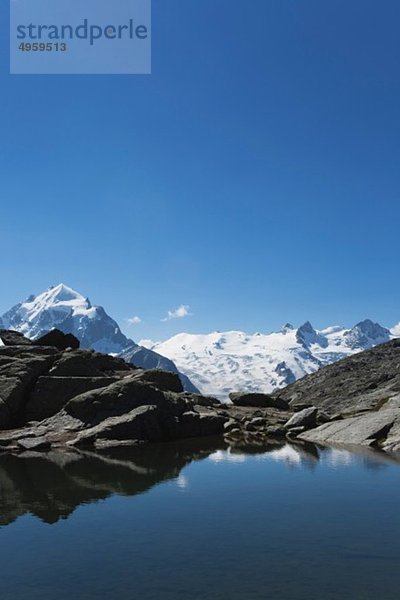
[18,43,67,51]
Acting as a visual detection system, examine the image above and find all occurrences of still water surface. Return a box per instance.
[0,439,399,600]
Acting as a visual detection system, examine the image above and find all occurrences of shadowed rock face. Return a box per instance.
[0,342,136,429]
[34,329,80,351]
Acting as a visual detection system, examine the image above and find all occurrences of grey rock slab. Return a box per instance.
[299,409,400,446]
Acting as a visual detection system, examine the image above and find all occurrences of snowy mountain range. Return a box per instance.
[1,283,399,401]
[141,319,399,400]
[0,284,199,393]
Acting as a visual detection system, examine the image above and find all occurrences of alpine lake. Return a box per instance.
[1,437,399,600]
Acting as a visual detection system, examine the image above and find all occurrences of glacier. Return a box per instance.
[141,319,397,400]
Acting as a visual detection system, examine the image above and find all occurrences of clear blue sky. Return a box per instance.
[1,0,400,340]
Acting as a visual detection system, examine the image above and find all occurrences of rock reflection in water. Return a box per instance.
[0,438,398,527]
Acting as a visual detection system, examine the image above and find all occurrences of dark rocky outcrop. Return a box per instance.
[34,329,80,350]
[229,392,289,410]
[0,330,229,450]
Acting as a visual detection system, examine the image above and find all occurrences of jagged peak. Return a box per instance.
[296,321,328,349]
[344,319,391,345]
[297,321,315,334]
[353,318,383,331]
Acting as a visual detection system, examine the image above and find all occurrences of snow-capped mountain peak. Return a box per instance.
[0,283,118,350]
[343,319,391,349]
[20,284,90,322]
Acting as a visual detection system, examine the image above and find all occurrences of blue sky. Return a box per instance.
[1,0,400,340]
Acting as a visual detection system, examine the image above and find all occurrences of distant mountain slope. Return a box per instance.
[275,338,400,417]
[142,319,395,400]
[0,284,199,393]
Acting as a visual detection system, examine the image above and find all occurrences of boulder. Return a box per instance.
[229,392,289,410]
[63,377,187,423]
[0,330,32,346]
[34,329,80,350]
[284,407,318,430]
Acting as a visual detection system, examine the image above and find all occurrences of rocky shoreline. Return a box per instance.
[1,329,400,455]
